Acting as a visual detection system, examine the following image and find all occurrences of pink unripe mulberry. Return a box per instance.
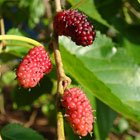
[16,46,52,88]
[62,87,94,136]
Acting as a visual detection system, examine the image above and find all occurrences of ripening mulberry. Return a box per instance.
[53,9,96,46]
[16,46,52,88]
[62,87,94,136]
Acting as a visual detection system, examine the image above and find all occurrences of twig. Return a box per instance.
[55,0,62,12]
[0,18,5,36]
[128,129,140,137]
[44,0,53,30]
[0,113,25,125]
[61,0,66,9]
[124,2,140,19]
[0,94,5,114]
[0,18,6,49]
[53,0,71,140]
[53,34,71,92]
[53,31,71,140]
[24,110,38,127]
[0,35,43,47]
[0,135,2,140]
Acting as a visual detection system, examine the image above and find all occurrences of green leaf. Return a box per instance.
[94,0,122,23]
[59,32,140,123]
[0,0,5,5]
[64,121,79,140]
[19,0,45,28]
[5,45,31,57]
[1,123,45,140]
[65,121,93,140]
[12,76,53,107]
[96,99,117,140]
[7,28,26,36]
[123,38,140,65]
[119,25,140,65]
[68,0,110,27]
[1,71,16,85]
[5,28,33,57]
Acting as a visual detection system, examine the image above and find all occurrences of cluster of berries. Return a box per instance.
[16,9,95,137]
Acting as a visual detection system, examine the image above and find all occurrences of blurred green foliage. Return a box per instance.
[1,123,45,140]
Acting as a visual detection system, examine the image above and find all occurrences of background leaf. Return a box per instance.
[19,0,45,28]
[59,32,140,122]
[12,76,53,107]
[1,123,45,140]
[5,28,32,57]
[68,0,110,27]
[96,99,117,140]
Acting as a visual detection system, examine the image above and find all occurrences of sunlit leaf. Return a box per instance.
[59,32,140,122]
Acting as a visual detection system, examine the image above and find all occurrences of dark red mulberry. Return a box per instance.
[53,9,96,46]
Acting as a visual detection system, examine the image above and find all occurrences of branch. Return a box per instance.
[124,2,140,19]
[24,110,38,127]
[53,34,71,93]
[0,93,5,115]
[53,0,71,140]
[55,0,62,12]
[53,27,67,140]
[0,135,2,140]
[0,18,6,50]
[0,18,5,36]
[0,35,43,47]
[44,0,53,30]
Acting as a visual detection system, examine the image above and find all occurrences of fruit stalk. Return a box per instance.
[53,24,66,140]
[55,0,62,12]
[53,30,66,140]
[53,0,71,140]
[0,35,43,48]
[0,134,2,140]
[0,18,6,49]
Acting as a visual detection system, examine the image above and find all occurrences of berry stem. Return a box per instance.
[0,134,2,140]
[53,34,71,93]
[0,35,43,48]
[0,18,6,49]
[53,0,71,140]
[55,0,62,12]
[53,31,66,140]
